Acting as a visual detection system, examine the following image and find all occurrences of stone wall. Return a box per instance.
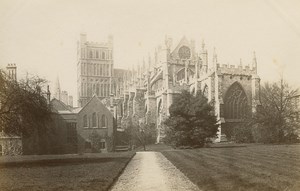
[0,136,22,156]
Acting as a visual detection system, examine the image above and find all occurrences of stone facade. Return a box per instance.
[113,36,260,142]
[77,96,114,153]
[0,133,22,156]
[77,34,127,107]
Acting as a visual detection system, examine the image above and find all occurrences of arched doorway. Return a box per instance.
[223,82,249,138]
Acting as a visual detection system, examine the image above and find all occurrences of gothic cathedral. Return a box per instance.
[77,35,261,142]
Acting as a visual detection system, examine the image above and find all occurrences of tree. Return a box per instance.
[122,117,157,151]
[254,79,300,143]
[136,121,156,151]
[164,90,218,147]
[0,70,53,154]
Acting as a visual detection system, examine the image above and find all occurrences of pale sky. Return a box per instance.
[1,0,300,106]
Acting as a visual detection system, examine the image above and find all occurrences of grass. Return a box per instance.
[0,152,135,191]
[161,144,300,191]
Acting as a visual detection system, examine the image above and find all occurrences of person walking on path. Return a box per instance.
[111,151,200,191]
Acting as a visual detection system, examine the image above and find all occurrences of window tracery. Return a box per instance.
[224,82,248,119]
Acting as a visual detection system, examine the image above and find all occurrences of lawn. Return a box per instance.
[162,144,300,191]
[0,152,135,191]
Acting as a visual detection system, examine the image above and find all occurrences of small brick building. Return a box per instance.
[76,96,114,153]
[51,96,114,154]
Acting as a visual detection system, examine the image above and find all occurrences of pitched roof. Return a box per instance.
[72,107,82,113]
[170,36,191,59]
[78,95,112,115]
[50,98,71,112]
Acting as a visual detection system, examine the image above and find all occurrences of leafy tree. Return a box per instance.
[164,90,218,147]
[254,79,300,143]
[136,122,156,151]
[0,71,52,154]
[122,117,157,151]
[89,131,104,152]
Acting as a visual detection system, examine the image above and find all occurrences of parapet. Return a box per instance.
[6,63,17,68]
[85,41,111,47]
[217,63,256,75]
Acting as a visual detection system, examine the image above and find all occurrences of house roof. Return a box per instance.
[50,98,73,113]
[78,95,112,116]
[57,110,73,114]
[72,107,82,113]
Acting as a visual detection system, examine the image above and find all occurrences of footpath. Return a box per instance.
[111,151,201,191]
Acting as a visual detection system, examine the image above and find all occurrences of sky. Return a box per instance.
[0,0,300,106]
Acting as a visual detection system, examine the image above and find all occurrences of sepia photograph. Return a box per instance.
[0,0,300,190]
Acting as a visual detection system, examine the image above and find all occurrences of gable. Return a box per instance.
[78,96,113,118]
[170,36,191,59]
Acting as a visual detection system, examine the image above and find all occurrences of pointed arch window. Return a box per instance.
[101,115,108,128]
[96,84,100,96]
[89,51,93,58]
[83,115,88,128]
[224,82,248,120]
[92,112,97,127]
[176,68,194,82]
[177,68,185,81]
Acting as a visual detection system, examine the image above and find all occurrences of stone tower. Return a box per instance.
[6,63,17,81]
[77,33,115,107]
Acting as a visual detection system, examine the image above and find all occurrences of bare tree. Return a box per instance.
[0,70,52,154]
[255,78,300,143]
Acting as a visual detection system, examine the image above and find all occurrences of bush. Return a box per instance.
[232,125,254,143]
[164,90,218,147]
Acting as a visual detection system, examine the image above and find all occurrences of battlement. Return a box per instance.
[217,63,256,75]
[80,33,113,48]
[6,63,17,68]
[85,41,111,47]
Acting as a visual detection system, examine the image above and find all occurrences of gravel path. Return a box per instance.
[110,152,201,191]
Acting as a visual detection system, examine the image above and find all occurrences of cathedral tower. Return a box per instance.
[6,64,17,81]
[77,34,114,107]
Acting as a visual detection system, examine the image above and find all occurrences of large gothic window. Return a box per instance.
[177,68,185,81]
[178,46,191,59]
[176,68,194,82]
[224,82,248,120]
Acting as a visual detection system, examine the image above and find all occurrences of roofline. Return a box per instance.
[78,95,112,116]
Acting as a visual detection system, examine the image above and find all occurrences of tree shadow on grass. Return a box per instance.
[0,157,129,169]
